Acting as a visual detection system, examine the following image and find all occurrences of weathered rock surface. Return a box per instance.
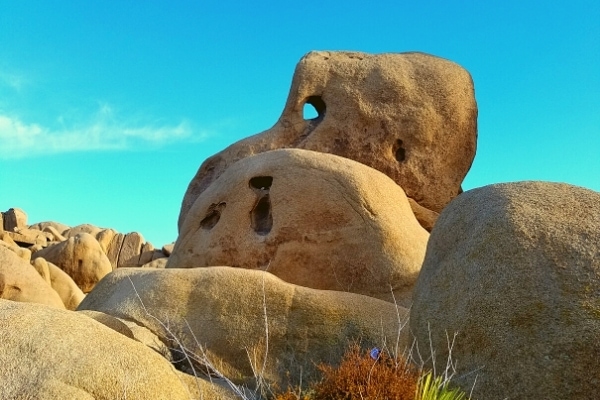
[410,181,600,400]
[29,220,70,235]
[170,149,429,305]
[42,225,67,242]
[141,257,168,268]
[78,266,409,390]
[32,233,112,293]
[106,231,125,268]
[0,246,65,308]
[32,257,85,310]
[95,228,116,253]
[0,299,234,399]
[3,207,27,231]
[0,233,31,261]
[138,241,155,265]
[162,242,175,256]
[117,232,145,267]
[4,227,49,247]
[4,210,174,268]
[62,223,102,239]
[179,51,477,230]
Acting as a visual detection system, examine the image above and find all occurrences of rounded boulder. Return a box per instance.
[170,149,429,305]
[179,51,477,229]
[410,182,600,399]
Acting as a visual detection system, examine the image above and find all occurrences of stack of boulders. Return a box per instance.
[0,207,173,306]
[1,51,598,400]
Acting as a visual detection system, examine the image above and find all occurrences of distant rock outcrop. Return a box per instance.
[31,257,85,311]
[178,51,477,232]
[2,207,27,231]
[32,233,113,293]
[0,245,65,309]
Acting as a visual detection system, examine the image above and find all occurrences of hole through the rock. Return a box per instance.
[394,139,406,162]
[249,176,273,191]
[200,202,226,230]
[303,95,326,120]
[251,195,273,236]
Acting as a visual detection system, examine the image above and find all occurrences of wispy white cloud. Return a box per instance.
[0,70,29,92]
[0,105,206,159]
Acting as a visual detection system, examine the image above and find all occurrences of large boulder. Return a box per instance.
[179,51,477,230]
[117,232,146,267]
[3,227,50,247]
[169,149,429,305]
[41,225,67,242]
[410,182,600,399]
[3,207,27,231]
[32,257,85,310]
[0,245,65,308]
[0,233,31,261]
[78,266,409,390]
[0,299,234,399]
[32,233,112,293]
[29,220,70,235]
[62,223,102,239]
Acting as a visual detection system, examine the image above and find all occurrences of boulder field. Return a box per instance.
[1,51,598,399]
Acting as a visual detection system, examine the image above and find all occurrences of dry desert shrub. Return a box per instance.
[275,343,420,400]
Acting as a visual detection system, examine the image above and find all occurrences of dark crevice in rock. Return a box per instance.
[394,139,406,162]
[200,202,226,230]
[249,176,273,191]
[251,195,273,236]
[169,347,218,378]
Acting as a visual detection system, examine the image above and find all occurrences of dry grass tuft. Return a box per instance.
[274,343,420,400]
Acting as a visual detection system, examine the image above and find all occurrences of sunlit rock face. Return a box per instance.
[169,149,429,306]
[178,50,478,230]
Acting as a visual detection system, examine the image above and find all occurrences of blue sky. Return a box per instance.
[1,1,598,247]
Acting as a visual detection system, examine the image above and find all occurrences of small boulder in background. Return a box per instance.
[32,233,112,293]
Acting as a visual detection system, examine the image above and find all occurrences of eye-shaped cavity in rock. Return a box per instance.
[168,148,429,306]
[200,202,226,230]
[178,51,477,231]
[249,176,273,191]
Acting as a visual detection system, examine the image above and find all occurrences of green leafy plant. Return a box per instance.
[415,371,467,400]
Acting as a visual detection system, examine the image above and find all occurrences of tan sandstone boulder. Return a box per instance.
[42,225,67,242]
[0,299,234,399]
[169,149,429,305]
[32,233,112,293]
[117,232,146,267]
[410,182,600,400]
[31,257,85,310]
[63,223,103,239]
[179,51,477,231]
[29,221,70,234]
[3,207,27,231]
[4,227,50,247]
[141,257,168,268]
[78,266,410,390]
[0,246,65,308]
[0,233,31,261]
